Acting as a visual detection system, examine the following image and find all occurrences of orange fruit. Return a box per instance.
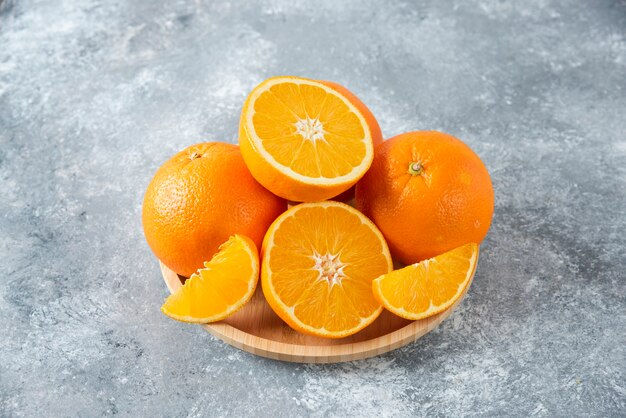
[373,243,478,320]
[320,80,383,204]
[142,142,286,277]
[356,131,494,265]
[319,80,383,147]
[239,76,376,202]
[261,201,392,338]
[161,235,259,323]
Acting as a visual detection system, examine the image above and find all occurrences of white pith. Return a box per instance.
[312,251,346,286]
[245,77,373,184]
[295,117,325,142]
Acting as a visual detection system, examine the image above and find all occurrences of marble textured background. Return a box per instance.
[1,0,625,416]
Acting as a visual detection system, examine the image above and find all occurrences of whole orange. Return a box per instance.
[355,131,494,265]
[142,142,286,277]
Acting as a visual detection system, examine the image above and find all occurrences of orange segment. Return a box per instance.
[261,201,393,338]
[161,235,259,323]
[372,243,479,321]
[239,76,374,202]
[317,80,383,148]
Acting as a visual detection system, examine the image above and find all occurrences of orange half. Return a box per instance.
[161,235,259,323]
[262,201,393,338]
[373,243,478,320]
[239,76,374,202]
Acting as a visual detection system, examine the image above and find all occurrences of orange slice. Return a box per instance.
[161,235,259,323]
[239,76,374,202]
[261,201,393,338]
[372,243,479,320]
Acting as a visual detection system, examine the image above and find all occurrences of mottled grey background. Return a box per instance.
[1,0,625,416]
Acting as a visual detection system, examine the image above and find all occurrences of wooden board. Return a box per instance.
[160,260,475,363]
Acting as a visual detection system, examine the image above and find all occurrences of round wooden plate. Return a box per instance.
[160,258,476,363]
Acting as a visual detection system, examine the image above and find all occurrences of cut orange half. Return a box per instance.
[239,76,375,202]
[161,235,259,323]
[261,201,393,338]
[372,243,479,321]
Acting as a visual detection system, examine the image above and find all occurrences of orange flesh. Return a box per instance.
[250,80,368,178]
[161,235,259,323]
[373,243,478,320]
[262,202,392,337]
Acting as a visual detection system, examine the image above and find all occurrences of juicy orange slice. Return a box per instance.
[372,243,479,320]
[261,201,393,338]
[161,235,259,323]
[239,76,374,202]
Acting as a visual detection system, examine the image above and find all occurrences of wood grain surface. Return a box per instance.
[160,259,476,363]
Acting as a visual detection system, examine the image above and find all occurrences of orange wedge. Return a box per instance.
[161,235,259,323]
[239,76,375,202]
[372,243,479,320]
[261,201,393,338]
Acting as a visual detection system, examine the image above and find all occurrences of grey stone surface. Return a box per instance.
[1,0,625,416]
